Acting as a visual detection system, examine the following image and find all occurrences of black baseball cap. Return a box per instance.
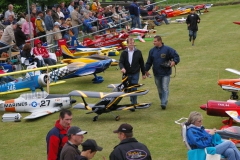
[191,8,194,11]
[67,126,87,136]
[113,123,133,133]
[81,139,103,151]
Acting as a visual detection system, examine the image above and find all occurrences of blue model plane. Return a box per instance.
[49,59,112,83]
[0,64,67,95]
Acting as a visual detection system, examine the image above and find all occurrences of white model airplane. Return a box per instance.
[175,17,186,23]
[0,91,76,119]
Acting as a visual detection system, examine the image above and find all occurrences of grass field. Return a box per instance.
[1,4,240,160]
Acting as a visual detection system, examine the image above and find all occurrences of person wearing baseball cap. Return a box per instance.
[109,123,152,160]
[75,139,103,160]
[60,126,87,160]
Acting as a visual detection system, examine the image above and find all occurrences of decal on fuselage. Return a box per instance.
[4,102,27,108]
[31,101,38,107]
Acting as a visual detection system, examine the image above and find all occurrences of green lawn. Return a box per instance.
[0,4,240,160]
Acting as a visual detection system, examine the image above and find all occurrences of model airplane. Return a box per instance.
[233,22,240,25]
[82,32,129,50]
[60,45,119,66]
[49,60,112,83]
[218,68,240,100]
[69,75,151,121]
[200,99,240,129]
[175,17,186,23]
[0,91,76,119]
[0,64,67,95]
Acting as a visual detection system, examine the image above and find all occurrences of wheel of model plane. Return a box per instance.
[115,116,120,121]
[93,116,98,121]
[230,93,238,100]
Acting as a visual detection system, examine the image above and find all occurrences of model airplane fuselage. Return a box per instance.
[0,91,76,119]
[200,100,240,127]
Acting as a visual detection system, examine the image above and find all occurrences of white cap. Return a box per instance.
[54,22,60,26]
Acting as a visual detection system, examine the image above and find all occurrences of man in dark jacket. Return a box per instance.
[186,8,200,46]
[119,38,146,109]
[109,123,152,160]
[46,109,73,160]
[129,0,142,28]
[145,35,180,110]
[60,126,87,160]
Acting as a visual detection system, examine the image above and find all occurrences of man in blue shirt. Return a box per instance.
[145,35,180,110]
[129,0,142,29]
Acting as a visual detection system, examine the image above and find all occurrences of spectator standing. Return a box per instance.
[35,11,47,43]
[145,35,180,110]
[71,5,82,38]
[109,123,152,160]
[75,139,103,160]
[46,109,72,160]
[31,7,37,37]
[119,38,146,108]
[44,9,54,45]
[57,6,65,20]
[60,2,70,20]
[68,0,75,14]
[129,0,142,28]
[186,8,200,46]
[14,20,27,50]
[53,22,62,50]
[91,0,101,13]
[60,126,87,160]
[0,22,17,56]
[22,14,34,39]
[52,5,60,23]
[4,4,15,21]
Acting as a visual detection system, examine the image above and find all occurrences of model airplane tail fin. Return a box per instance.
[61,45,75,59]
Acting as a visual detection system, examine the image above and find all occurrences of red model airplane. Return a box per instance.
[200,100,240,129]
[82,32,129,50]
[233,22,240,25]
[218,68,240,100]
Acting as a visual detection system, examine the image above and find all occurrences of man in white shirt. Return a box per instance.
[119,38,146,110]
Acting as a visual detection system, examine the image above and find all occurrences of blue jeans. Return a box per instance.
[136,16,142,29]
[189,30,197,40]
[72,27,79,38]
[130,15,137,28]
[216,140,240,160]
[0,42,8,55]
[154,76,170,106]
[128,72,140,104]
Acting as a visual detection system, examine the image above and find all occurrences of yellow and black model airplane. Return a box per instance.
[69,75,151,121]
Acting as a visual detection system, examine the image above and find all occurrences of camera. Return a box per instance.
[160,61,172,68]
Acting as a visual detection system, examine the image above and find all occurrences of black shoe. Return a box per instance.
[130,108,135,112]
[161,105,166,110]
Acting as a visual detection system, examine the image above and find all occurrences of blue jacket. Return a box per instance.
[187,124,213,149]
[129,2,140,16]
[145,43,180,77]
[83,19,93,32]
[44,15,54,31]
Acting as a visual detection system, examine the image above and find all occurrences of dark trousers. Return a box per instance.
[37,31,47,43]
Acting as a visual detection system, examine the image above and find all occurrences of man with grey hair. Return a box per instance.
[4,4,15,21]
[60,126,87,160]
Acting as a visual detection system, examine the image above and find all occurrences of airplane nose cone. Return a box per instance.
[200,104,207,110]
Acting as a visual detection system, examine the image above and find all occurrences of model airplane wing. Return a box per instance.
[24,107,60,119]
[69,90,149,98]
[0,64,67,77]
[225,111,240,123]
[225,68,240,76]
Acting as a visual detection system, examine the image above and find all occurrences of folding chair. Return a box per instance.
[175,118,227,160]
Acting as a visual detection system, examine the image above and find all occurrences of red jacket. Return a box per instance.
[33,46,50,58]
[46,120,70,160]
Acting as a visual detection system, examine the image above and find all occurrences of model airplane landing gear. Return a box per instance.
[92,74,103,83]
[93,115,98,121]
[230,92,238,100]
[115,116,120,121]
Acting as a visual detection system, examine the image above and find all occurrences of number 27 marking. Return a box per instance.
[40,100,50,107]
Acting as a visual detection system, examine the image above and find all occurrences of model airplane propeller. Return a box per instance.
[0,91,76,119]
[69,75,151,121]
[218,68,240,99]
